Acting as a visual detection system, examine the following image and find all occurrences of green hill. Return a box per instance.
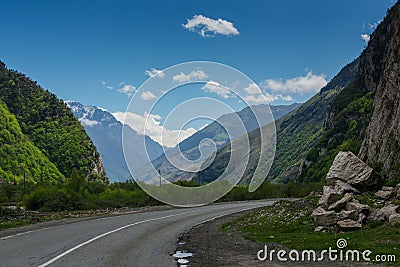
[0,61,107,182]
[193,58,359,184]
[0,101,63,183]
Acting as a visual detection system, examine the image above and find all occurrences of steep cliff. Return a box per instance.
[301,2,400,183]
[359,2,400,180]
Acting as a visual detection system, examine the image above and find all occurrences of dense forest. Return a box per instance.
[0,61,106,182]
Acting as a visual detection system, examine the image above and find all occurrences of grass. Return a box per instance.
[221,197,400,265]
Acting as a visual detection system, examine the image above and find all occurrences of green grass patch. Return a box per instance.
[221,198,400,265]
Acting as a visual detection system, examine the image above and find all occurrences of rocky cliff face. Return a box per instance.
[301,2,400,183]
[359,2,400,180]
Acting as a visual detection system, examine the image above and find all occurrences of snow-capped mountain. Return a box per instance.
[65,101,164,182]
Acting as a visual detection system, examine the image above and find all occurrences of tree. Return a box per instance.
[67,168,85,193]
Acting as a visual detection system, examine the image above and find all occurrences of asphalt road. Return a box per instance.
[0,200,275,267]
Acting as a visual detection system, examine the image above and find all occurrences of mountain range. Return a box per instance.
[66,101,164,182]
[67,102,300,183]
[140,103,301,183]
[194,1,400,186]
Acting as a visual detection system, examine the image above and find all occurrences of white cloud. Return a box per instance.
[101,80,113,90]
[361,34,371,44]
[280,95,294,102]
[260,71,327,94]
[244,83,262,95]
[173,70,208,83]
[201,81,231,98]
[79,118,100,127]
[118,84,136,97]
[243,87,294,103]
[361,19,381,45]
[145,68,165,78]
[112,112,197,147]
[183,14,239,38]
[368,20,381,30]
[141,91,157,100]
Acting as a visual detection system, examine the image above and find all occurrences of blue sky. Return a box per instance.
[0,0,396,146]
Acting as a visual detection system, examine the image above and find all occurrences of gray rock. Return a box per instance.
[338,210,357,220]
[389,214,400,223]
[334,180,360,194]
[337,219,361,231]
[368,209,387,222]
[396,183,400,191]
[345,200,370,215]
[311,207,339,226]
[368,204,400,222]
[318,192,340,207]
[374,190,395,200]
[326,151,382,192]
[314,226,327,232]
[328,193,353,211]
[382,186,395,192]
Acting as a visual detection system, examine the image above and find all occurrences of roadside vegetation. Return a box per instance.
[221,197,400,265]
[0,170,321,230]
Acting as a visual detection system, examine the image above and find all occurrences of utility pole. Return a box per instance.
[158,169,161,187]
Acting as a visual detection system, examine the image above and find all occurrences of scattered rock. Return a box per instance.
[326,151,382,192]
[375,190,395,200]
[314,226,327,232]
[337,219,361,231]
[311,207,339,226]
[395,183,400,191]
[338,210,357,220]
[369,204,400,222]
[345,200,370,216]
[323,185,338,195]
[389,214,400,223]
[318,192,340,207]
[382,186,395,191]
[328,193,353,211]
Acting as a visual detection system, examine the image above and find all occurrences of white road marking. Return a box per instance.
[37,203,268,267]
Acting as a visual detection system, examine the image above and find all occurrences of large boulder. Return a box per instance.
[326,151,382,192]
[334,180,360,194]
[311,207,339,226]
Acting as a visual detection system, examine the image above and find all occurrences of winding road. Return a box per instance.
[0,200,275,267]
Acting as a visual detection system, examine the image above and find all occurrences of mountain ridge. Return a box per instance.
[66,101,165,182]
[0,61,107,182]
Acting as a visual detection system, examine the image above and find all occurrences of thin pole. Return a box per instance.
[158,169,161,187]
